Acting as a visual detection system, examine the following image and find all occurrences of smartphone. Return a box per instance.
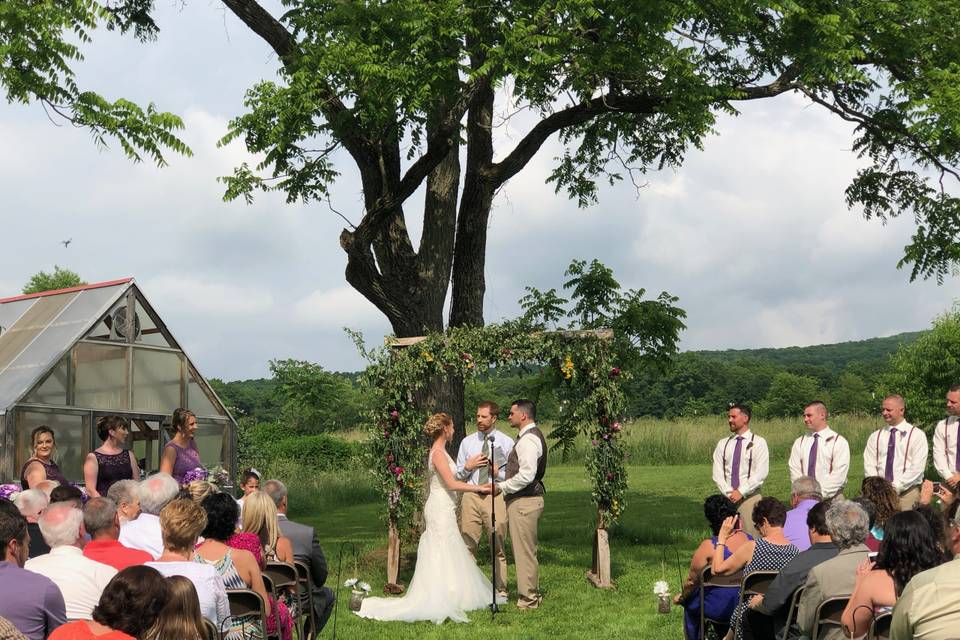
[934,482,942,494]
[733,515,742,530]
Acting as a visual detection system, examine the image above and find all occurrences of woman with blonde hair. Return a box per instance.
[186,480,218,503]
[357,412,496,623]
[144,576,205,640]
[239,491,294,564]
[21,426,68,489]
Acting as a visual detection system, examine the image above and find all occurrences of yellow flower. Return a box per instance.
[421,351,434,362]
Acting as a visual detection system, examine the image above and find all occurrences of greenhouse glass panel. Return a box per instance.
[74,343,129,410]
[132,349,182,413]
[16,410,90,483]
[193,421,228,470]
[188,370,224,417]
[23,355,69,405]
[134,299,175,347]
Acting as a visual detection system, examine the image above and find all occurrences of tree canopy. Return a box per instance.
[22,265,85,294]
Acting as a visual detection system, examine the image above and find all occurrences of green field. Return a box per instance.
[280,416,882,639]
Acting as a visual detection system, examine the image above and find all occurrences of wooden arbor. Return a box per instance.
[356,321,627,591]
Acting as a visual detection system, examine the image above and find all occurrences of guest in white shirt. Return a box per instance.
[933,385,960,488]
[712,403,769,538]
[788,401,850,500]
[863,395,928,510]
[106,480,141,525]
[25,502,117,620]
[455,401,515,598]
[119,473,178,559]
[145,498,229,628]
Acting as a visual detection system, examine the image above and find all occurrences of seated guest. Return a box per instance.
[237,468,261,511]
[185,480,218,504]
[797,500,871,640]
[145,499,229,628]
[859,476,900,545]
[24,502,117,620]
[265,479,336,636]
[674,495,751,640]
[106,480,140,524]
[82,497,152,571]
[712,496,798,640]
[13,489,50,558]
[143,576,206,640]
[195,493,279,640]
[49,485,84,509]
[747,502,838,639]
[841,509,946,638]
[0,498,66,640]
[240,491,295,565]
[783,476,822,551]
[119,473,178,558]
[48,565,168,640]
[850,496,880,551]
[890,500,960,638]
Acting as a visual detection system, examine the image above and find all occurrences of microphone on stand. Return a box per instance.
[487,433,499,615]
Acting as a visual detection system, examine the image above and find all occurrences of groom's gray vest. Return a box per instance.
[504,427,547,504]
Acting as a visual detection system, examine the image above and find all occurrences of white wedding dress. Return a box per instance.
[356,450,500,624]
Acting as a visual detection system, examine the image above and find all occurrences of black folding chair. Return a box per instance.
[293,560,316,640]
[227,588,277,640]
[780,585,805,640]
[870,610,893,640]
[740,570,780,602]
[810,596,849,640]
[699,566,743,639]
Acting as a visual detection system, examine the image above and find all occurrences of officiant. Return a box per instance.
[455,401,515,600]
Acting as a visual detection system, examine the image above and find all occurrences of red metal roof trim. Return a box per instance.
[0,278,133,305]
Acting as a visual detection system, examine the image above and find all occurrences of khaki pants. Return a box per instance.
[506,495,544,609]
[736,493,762,539]
[459,490,509,594]
[899,485,921,511]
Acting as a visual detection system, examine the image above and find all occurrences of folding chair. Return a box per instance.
[810,596,849,640]
[870,610,893,640]
[293,560,316,640]
[227,588,277,640]
[780,585,805,640]
[699,565,743,639]
[740,570,780,602]
[201,617,220,640]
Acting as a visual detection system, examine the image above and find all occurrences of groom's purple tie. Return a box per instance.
[730,436,743,490]
[955,419,960,472]
[885,429,897,481]
[807,433,820,478]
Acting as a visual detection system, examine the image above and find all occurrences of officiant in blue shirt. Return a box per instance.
[456,401,514,599]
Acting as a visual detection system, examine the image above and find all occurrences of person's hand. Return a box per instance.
[673,592,683,605]
[718,515,736,542]
[855,557,875,579]
[939,483,957,506]
[728,489,743,503]
[465,453,488,471]
[920,479,935,505]
[946,473,960,489]
[476,483,492,495]
[748,594,763,609]
[491,482,501,496]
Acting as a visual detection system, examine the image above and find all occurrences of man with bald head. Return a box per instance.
[788,401,850,500]
[933,385,960,489]
[863,394,928,510]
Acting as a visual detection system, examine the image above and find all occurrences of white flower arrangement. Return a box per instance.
[344,578,371,593]
[653,580,671,597]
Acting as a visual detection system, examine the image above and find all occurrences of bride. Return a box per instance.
[356,412,500,624]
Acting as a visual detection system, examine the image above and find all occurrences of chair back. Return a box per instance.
[261,572,277,598]
[871,610,893,640]
[226,588,270,639]
[811,596,849,640]
[741,570,780,600]
[265,562,298,591]
[699,566,744,639]
[293,559,316,640]
[780,585,805,640]
[201,617,220,640]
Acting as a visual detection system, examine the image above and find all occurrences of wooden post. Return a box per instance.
[384,521,404,594]
[587,510,613,588]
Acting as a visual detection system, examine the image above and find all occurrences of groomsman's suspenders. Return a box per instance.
[806,432,840,473]
[873,426,917,477]
[721,433,755,484]
[941,416,957,468]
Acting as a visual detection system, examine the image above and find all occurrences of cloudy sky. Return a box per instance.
[2,2,958,381]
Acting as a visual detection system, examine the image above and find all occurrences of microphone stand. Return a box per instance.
[488,434,499,617]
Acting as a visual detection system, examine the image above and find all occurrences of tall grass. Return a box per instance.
[255,459,380,516]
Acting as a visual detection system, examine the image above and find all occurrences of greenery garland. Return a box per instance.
[355,319,627,535]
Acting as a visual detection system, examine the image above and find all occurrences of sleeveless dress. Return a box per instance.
[356,450,501,624]
[20,458,69,489]
[729,538,799,640]
[164,439,202,484]
[93,450,134,496]
[194,549,252,640]
[682,534,753,640]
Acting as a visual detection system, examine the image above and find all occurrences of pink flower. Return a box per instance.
[389,410,399,420]
[611,422,622,432]
[394,466,404,475]
[606,472,615,481]
[608,367,621,379]
[591,439,598,446]
[602,434,610,441]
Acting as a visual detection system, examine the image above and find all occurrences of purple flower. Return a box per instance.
[182,467,209,484]
[0,484,20,501]
[591,439,598,446]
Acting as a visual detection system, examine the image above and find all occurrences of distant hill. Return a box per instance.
[693,331,924,372]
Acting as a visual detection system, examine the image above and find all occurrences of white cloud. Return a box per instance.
[143,275,274,316]
[292,286,382,329]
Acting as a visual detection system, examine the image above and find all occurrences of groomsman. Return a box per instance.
[496,399,546,609]
[863,395,928,510]
[788,401,850,500]
[933,386,960,489]
[712,403,769,538]
[455,401,514,599]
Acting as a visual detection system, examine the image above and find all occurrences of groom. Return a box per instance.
[495,399,547,609]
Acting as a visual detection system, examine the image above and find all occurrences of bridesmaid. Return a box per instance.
[84,415,140,497]
[160,408,202,485]
[21,426,69,489]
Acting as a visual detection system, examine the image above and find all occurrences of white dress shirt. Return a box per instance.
[933,416,960,481]
[788,427,850,499]
[118,513,163,559]
[711,430,769,497]
[456,428,515,483]
[863,421,928,492]
[145,561,230,627]
[499,423,544,496]
[25,546,117,620]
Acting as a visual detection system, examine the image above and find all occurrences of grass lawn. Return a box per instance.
[290,455,869,639]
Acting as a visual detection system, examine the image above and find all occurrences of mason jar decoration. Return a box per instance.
[654,580,671,614]
[345,578,371,612]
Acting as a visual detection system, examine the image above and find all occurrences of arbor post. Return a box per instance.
[587,510,613,589]
[385,521,403,593]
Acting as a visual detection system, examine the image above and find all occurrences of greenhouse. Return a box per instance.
[0,278,236,484]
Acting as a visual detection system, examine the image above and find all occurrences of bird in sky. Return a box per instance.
[61,239,72,248]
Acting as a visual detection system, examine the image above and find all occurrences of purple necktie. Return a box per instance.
[885,429,897,481]
[955,419,960,472]
[731,436,743,490]
[807,433,820,478]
